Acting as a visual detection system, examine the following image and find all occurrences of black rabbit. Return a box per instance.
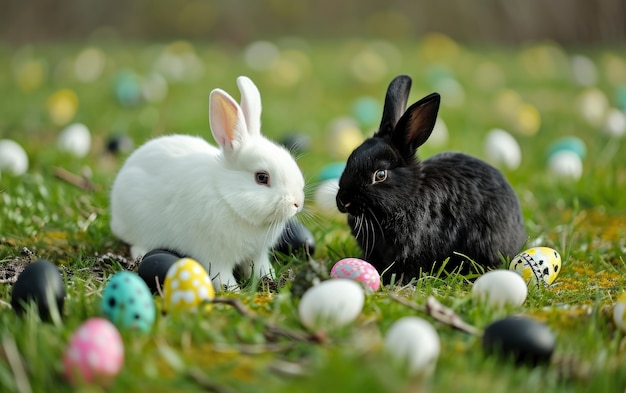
[336,75,527,283]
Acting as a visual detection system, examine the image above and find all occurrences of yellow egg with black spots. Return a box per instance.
[163,258,215,314]
[509,247,561,286]
[612,292,626,332]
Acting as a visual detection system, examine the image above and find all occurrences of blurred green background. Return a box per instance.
[2,0,626,45]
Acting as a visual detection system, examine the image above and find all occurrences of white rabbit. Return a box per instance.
[110,76,305,290]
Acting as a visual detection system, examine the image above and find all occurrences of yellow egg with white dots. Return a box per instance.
[613,293,626,332]
[163,258,215,314]
[509,247,562,286]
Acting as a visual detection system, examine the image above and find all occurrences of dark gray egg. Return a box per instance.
[138,250,182,294]
[280,133,311,153]
[273,218,316,256]
[11,259,65,321]
[482,316,556,366]
[106,134,134,155]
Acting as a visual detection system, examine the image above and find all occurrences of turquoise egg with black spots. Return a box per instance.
[101,271,155,332]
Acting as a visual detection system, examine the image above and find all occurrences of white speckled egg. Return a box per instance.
[330,258,380,291]
[298,278,364,330]
[613,292,626,332]
[509,247,561,286]
[63,317,124,384]
[472,270,528,308]
[384,316,440,376]
[163,258,215,314]
[100,271,155,332]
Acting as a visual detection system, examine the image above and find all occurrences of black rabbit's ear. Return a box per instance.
[392,93,440,156]
[376,75,412,137]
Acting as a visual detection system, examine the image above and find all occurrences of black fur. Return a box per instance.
[336,75,527,283]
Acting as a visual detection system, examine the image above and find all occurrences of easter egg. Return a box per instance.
[612,292,626,332]
[298,278,364,330]
[472,270,528,308]
[100,271,155,332]
[577,88,609,126]
[114,70,143,107]
[163,258,215,314]
[141,72,168,103]
[314,179,340,215]
[330,258,380,291]
[546,136,586,160]
[548,150,583,180]
[11,259,65,321]
[352,96,380,127]
[74,47,106,83]
[509,247,561,286]
[63,318,124,384]
[273,218,316,256]
[0,139,29,176]
[482,316,556,366]
[384,316,440,376]
[603,108,626,138]
[430,117,449,147]
[106,134,134,155]
[280,133,311,153]
[327,117,364,159]
[138,250,182,294]
[318,162,346,181]
[58,123,91,157]
[484,129,522,170]
[47,88,79,126]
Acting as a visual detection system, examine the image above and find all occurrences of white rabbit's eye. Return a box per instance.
[373,169,387,183]
[255,171,270,186]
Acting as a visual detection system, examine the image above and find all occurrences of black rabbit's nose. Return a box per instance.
[336,195,350,213]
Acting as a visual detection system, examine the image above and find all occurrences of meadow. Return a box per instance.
[1,35,626,392]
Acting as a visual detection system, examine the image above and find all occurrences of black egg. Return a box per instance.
[280,133,311,153]
[138,250,182,294]
[11,259,65,321]
[106,134,134,155]
[482,316,556,366]
[273,218,316,256]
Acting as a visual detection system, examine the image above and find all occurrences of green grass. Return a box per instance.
[2,37,626,392]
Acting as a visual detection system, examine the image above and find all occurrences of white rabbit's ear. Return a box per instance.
[209,89,248,152]
[236,76,262,136]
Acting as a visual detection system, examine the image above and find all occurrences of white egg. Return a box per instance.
[0,139,29,176]
[58,123,91,157]
[298,278,364,330]
[314,179,340,214]
[613,292,626,332]
[472,270,528,308]
[384,316,440,376]
[603,108,626,138]
[571,54,598,87]
[385,317,441,376]
[429,117,449,147]
[548,150,583,180]
[484,129,521,170]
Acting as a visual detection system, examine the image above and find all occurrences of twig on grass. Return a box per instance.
[53,167,96,191]
[389,294,482,336]
[210,297,325,343]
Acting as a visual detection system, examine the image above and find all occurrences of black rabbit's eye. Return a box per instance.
[255,171,270,186]
[373,169,387,183]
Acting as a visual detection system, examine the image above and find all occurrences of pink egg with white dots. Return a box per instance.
[330,258,381,291]
[63,317,124,384]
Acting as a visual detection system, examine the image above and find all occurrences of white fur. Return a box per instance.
[110,76,305,289]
